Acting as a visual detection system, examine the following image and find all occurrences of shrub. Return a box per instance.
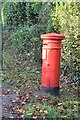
[50,2,79,81]
[11,24,42,64]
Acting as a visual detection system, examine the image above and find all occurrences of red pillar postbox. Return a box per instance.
[41,33,65,95]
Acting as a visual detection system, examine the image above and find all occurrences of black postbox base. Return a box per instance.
[41,86,59,96]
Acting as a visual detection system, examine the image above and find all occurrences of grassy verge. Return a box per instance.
[3,50,79,119]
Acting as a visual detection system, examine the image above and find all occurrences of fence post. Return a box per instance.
[0,3,2,70]
[0,3,2,120]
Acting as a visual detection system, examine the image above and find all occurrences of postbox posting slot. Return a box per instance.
[43,43,47,45]
[43,43,47,48]
[43,40,48,47]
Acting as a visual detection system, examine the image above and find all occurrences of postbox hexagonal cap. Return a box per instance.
[41,33,65,40]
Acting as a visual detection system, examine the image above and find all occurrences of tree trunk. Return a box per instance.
[0,3,2,70]
[0,3,2,119]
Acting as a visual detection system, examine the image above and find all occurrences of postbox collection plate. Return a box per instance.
[42,48,47,60]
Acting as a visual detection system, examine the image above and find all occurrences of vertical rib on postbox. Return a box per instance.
[41,33,65,95]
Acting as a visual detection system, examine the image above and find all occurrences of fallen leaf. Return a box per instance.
[36,106,39,109]
[37,111,41,116]
[21,101,26,105]
[44,110,48,114]
[33,104,36,107]
[39,110,43,113]
[7,89,11,93]
[57,109,61,113]
[12,100,16,103]
[58,103,62,106]
[17,109,23,113]
[15,97,19,102]
[62,115,67,118]
[27,112,33,115]
[28,86,31,89]
[33,116,37,119]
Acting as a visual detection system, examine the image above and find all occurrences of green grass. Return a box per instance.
[3,51,41,88]
[23,101,79,119]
